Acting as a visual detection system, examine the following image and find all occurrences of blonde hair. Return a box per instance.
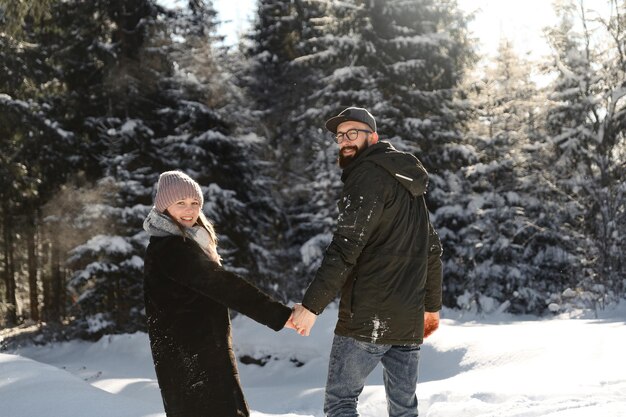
[197,212,218,245]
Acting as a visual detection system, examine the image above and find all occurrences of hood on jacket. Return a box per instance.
[342,141,429,197]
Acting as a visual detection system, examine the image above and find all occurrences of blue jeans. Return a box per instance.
[324,334,420,417]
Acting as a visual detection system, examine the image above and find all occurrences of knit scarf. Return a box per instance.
[143,207,221,265]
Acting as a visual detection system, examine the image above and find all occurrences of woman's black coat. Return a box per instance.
[143,235,292,417]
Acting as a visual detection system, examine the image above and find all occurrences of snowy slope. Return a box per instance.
[2,303,626,417]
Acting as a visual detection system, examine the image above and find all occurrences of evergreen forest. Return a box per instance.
[0,0,624,340]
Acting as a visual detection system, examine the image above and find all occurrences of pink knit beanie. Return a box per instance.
[154,171,204,213]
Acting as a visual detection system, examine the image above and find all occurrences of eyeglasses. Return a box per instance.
[334,129,373,144]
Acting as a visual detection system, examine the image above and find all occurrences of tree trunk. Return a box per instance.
[2,204,17,326]
[26,216,40,322]
[50,238,64,323]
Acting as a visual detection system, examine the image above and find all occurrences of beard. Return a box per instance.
[338,142,368,169]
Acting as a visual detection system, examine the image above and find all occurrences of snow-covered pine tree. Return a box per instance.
[0,0,86,325]
[242,0,323,141]
[62,0,165,337]
[542,0,626,310]
[457,39,575,314]
[241,0,335,297]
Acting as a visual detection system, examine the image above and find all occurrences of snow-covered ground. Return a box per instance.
[2,303,626,417]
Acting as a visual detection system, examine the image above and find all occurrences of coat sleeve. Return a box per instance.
[151,237,292,331]
[424,219,443,312]
[302,164,387,314]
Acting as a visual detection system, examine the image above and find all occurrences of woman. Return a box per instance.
[143,170,295,417]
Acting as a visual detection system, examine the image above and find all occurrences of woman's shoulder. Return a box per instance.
[146,235,187,253]
[148,234,182,244]
[146,234,207,260]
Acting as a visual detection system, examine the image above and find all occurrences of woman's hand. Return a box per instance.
[284,311,298,330]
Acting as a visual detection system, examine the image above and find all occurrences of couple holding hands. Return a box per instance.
[143,107,443,417]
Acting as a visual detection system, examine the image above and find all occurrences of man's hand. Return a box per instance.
[423,311,440,339]
[292,304,317,336]
[284,311,298,331]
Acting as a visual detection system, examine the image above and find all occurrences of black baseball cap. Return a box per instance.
[325,107,377,134]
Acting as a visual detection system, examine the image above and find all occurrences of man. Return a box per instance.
[292,107,443,417]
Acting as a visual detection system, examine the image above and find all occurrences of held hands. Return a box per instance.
[289,304,317,336]
[283,304,317,336]
[284,304,317,336]
[423,311,440,339]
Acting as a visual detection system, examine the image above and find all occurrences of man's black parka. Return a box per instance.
[302,141,443,345]
[144,236,292,417]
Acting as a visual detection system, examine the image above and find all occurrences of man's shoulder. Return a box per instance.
[345,159,393,185]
